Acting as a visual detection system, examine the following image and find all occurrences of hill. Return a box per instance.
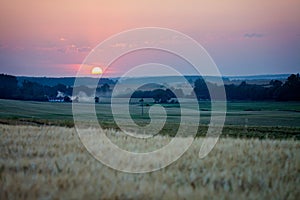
[16,74,291,87]
[16,76,115,87]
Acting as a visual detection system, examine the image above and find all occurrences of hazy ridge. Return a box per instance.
[16,74,290,87]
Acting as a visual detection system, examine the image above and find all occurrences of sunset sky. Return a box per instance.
[0,0,299,77]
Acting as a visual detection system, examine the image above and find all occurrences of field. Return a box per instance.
[0,99,300,199]
[0,125,299,199]
[0,99,300,139]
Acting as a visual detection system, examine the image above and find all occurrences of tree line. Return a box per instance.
[0,74,73,101]
[193,74,300,101]
[131,74,300,102]
[0,73,299,102]
[0,74,112,102]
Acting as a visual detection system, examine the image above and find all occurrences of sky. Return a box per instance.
[0,0,299,77]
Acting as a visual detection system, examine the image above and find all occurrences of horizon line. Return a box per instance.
[2,72,297,79]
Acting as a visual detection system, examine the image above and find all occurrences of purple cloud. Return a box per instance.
[244,33,264,38]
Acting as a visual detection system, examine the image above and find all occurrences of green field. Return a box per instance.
[0,99,300,139]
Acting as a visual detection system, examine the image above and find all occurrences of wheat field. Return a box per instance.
[0,124,299,199]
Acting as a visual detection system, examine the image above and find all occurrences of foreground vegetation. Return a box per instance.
[0,125,299,199]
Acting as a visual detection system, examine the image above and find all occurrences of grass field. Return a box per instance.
[0,99,299,139]
[0,125,299,199]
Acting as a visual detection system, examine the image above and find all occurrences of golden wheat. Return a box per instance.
[0,125,299,199]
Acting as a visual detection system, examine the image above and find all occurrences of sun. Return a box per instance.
[91,66,103,75]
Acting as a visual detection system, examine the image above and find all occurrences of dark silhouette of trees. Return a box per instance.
[20,80,47,101]
[0,74,18,99]
[267,80,282,99]
[194,74,300,101]
[96,83,111,97]
[131,89,176,103]
[129,74,300,102]
[194,78,210,100]
[277,74,300,101]
[100,83,110,93]
[153,89,171,103]
[224,81,268,101]
[0,73,300,102]
[131,90,153,98]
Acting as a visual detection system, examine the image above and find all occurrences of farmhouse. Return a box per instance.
[48,97,64,102]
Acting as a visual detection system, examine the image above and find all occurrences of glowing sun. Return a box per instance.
[91,66,103,75]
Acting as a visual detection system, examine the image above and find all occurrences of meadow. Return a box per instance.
[0,99,299,139]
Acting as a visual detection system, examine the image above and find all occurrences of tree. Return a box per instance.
[96,83,111,97]
[152,89,172,103]
[268,80,283,99]
[0,74,18,99]
[277,74,300,101]
[270,80,282,88]
[100,83,110,93]
[194,78,210,100]
[20,80,47,101]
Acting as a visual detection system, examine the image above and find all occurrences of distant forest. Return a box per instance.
[194,74,300,101]
[0,73,299,102]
